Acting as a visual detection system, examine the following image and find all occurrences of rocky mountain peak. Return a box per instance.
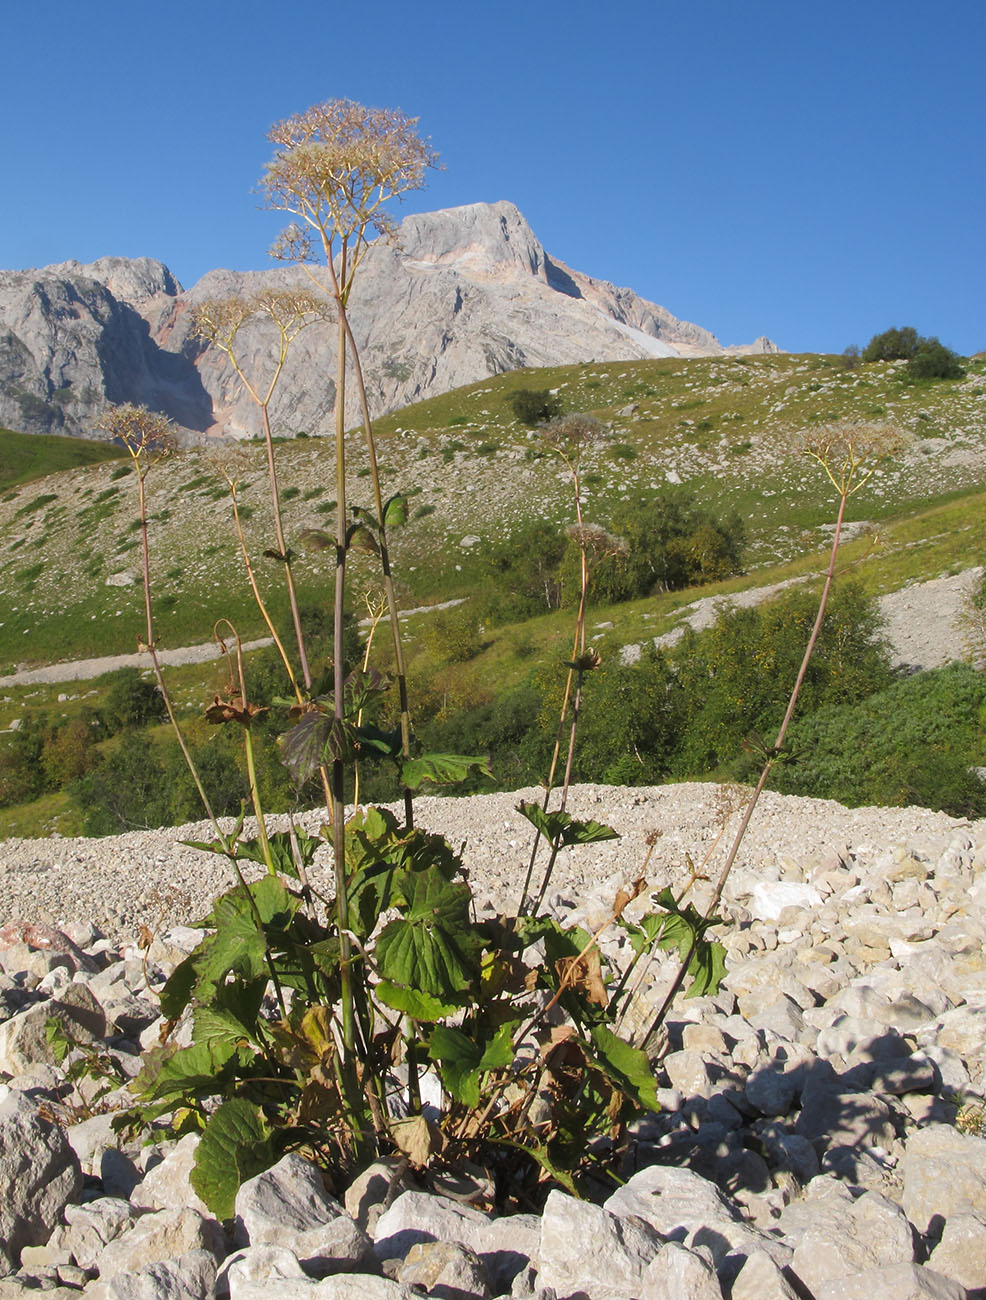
[0,203,777,441]
[40,257,181,307]
[397,200,549,283]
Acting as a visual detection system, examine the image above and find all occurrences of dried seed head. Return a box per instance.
[540,413,606,459]
[801,420,908,496]
[192,290,331,353]
[262,99,439,257]
[98,404,174,473]
[566,523,628,561]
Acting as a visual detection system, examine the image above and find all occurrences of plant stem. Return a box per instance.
[341,310,414,827]
[229,484,303,706]
[634,489,850,1055]
[519,464,589,916]
[133,460,219,832]
[259,402,312,690]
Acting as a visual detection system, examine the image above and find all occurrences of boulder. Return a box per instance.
[0,1087,82,1274]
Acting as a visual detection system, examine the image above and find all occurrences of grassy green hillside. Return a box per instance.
[0,426,125,491]
[1,348,985,836]
[0,350,983,676]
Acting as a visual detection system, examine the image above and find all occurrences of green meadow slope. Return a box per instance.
[0,351,983,677]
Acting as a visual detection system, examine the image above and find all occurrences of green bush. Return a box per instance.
[508,388,562,426]
[422,604,484,664]
[862,326,965,381]
[101,668,166,733]
[669,583,891,777]
[775,662,986,815]
[556,646,684,786]
[561,489,745,605]
[907,338,965,381]
[482,520,567,621]
[41,717,100,787]
[71,731,250,834]
[862,326,920,363]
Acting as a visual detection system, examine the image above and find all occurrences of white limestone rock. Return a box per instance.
[903,1124,986,1236]
[130,1135,210,1215]
[0,1089,82,1273]
[83,1248,217,1300]
[396,1239,490,1298]
[789,1189,914,1293]
[233,1154,373,1278]
[95,1207,225,1281]
[927,1210,986,1294]
[536,1189,666,1298]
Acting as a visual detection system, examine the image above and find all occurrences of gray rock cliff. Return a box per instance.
[0,202,776,441]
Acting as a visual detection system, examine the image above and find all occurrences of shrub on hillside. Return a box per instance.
[101,667,166,732]
[668,582,892,778]
[862,326,920,363]
[862,325,965,380]
[509,583,891,788]
[774,661,986,816]
[907,337,965,381]
[560,489,745,605]
[72,731,250,834]
[508,388,562,426]
[421,603,484,664]
[482,520,567,621]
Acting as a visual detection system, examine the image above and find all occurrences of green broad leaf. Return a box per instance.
[398,828,462,880]
[132,1037,245,1103]
[279,709,333,787]
[353,723,403,758]
[516,801,619,848]
[346,804,399,852]
[192,1005,256,1053]
[192,920,266,998]
[479,1021,517,1072]
[683,936,727,999]
[400,752,494,790]
[345,667,390,713]
[536,915,596,964]
[297,527,334,553]
[376,868,482,1001]
[351,504,381,532]
[179,807,245,858]
[623,910,670,955]
[636,889,728,999]
[194,877,298,1000]
[588,1024,661,1113]
[375,980,464,1022]
[234,829,320,880]
[345,810,465,938]
[383,493,408,528]
[44,1018,72,1065]
[213,976,267,1031]
[304,938,343,980]
[159,952,199,1022]
[428,1024,483,1107]
[190,1098,275,1220]
[491,1137,579,1198]
[346,522,379,555]
[200,874,297,932]
[427,1022,515,1109]
[181,839,232,857]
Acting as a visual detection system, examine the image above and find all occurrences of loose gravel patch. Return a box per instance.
[0,782,975,945]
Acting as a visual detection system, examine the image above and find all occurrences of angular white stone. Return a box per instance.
[0,1089,82,1272]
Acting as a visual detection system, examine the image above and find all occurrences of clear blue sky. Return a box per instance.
[4,0,983,355]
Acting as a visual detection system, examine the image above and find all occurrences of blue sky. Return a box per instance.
[4,1,982,356]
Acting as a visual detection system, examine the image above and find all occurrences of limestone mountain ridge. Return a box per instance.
[0,201,776,441]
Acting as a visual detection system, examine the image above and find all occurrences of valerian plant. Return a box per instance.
[105,102,894,1221]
